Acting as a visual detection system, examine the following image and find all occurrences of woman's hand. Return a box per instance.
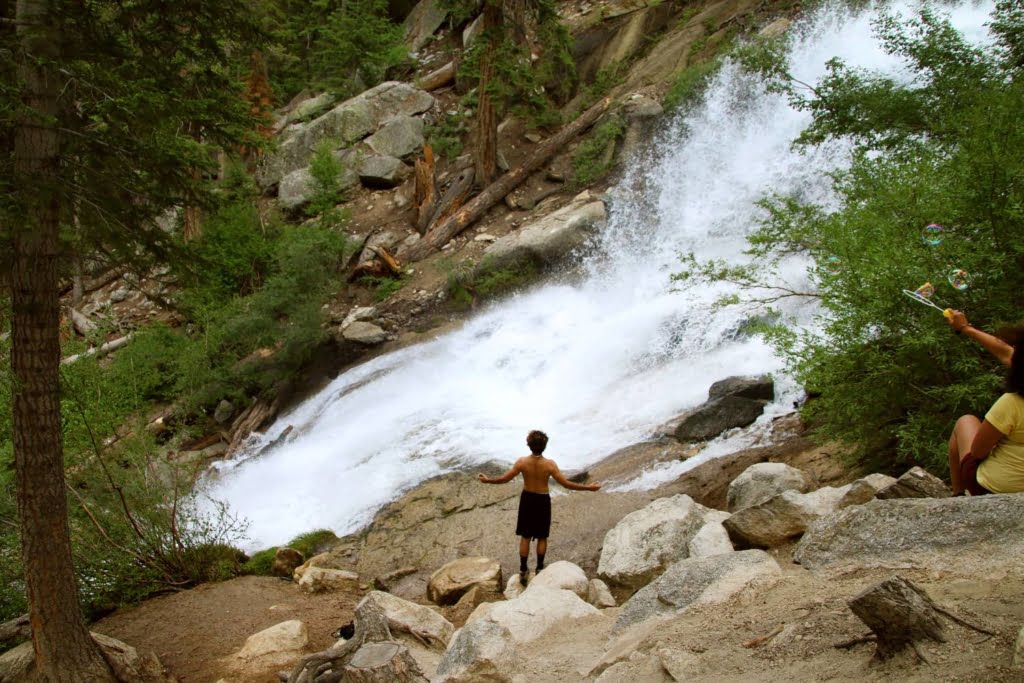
[947,309,970,333]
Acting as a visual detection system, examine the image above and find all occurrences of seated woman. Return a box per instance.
[946,313,1024,495]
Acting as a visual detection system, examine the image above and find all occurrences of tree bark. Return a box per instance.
[413,145,437,234]
[847,575,947,660]
[13,1,116,679]
[402,96,612,261]
[343,642,425,683]
[473,3,502,187]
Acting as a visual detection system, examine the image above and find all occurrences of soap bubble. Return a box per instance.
[824,255,842,274]
[921,223,944,246]
[947,268,972,291]
[914,282,935,299]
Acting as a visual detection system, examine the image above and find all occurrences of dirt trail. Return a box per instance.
[94,576,361,682]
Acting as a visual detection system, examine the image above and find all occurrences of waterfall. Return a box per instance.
[204,1,997,550]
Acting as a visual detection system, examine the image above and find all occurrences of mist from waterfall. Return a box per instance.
[204,1,997,550]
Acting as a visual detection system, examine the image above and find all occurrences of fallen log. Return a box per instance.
[69,307,98,337]
[401,96,612,262]
[60,333,133,365]
[428,166,474,227]
[417,61,455,92]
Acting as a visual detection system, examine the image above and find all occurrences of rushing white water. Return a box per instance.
[205,1,997,550]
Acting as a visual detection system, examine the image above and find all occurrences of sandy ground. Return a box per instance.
[94,576,362,683]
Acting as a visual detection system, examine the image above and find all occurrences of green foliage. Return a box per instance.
[679,4,1024,473]
[426,111,470,160]
[577,61,629,112]
[572,116,626,187]
[306,141,346,217]
[362,276,406,302]
[441,256,541,309]
[451,0,575,130]
[663,58,723,110]
[261,0,408,101]
[241,528,339,576]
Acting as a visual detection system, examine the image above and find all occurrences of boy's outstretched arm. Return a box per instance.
[552,465,601,492]
[478,460,522,484]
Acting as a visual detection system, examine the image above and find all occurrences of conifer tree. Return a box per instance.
[1,1,262,678]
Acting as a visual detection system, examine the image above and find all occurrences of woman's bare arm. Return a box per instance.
[948,310,1014,366]
[970,419,1007,461]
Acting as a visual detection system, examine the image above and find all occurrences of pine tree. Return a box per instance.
[1,1,262,678]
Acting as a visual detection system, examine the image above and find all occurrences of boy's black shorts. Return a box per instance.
[515,491,551,539]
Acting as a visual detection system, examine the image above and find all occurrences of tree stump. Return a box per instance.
[342,641,425,683]
[848,576,947,660]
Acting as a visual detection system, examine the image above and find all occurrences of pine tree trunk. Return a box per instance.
[13,1,115,680]
[848,576,947,660]
[473,3,502,187]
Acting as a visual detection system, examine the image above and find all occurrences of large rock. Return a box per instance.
[687,519,734,558]
[614,550,781,632]
[724,486,849,548]
[526,560,588,599]
[587,578,617,608]
[358,591,454,648]
[366,115,425,159]
[358,153,410,189]
[597,494,710,589]
[232,620,309,669]
[674,395,767,443]
[277,150,359,210]
[726,462,811,512]
[838,473,897,508]
[296,566,359,593]
[428,557,502,606]
[708,375,774,402]
[433,619,516,683]
[272,547,305,578]
[403,0,448,52]
[258,82,433,188]
[875,466,950,500]
[467,585,599,645]
[341,321,390,345]
[795,495,1024,573]
[482,192,606,272]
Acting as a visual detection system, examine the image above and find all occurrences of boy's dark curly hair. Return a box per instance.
[526,430,548,454]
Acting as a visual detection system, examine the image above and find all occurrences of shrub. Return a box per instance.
[572,116,626,187]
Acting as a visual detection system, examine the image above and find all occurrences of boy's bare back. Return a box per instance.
[517,455,560,493]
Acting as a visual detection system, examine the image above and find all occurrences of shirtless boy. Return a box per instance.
[478,430,601,584]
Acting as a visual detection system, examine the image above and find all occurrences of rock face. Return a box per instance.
[709,375,774,402]
[232,620,309,670]
[724,486,849,548]
[597,494,710,589]
[296,566,359,593]
[271,547,305,578]
[257,81,433,189]
[482,192,606,272]
[687,519,734,558]
[341,321,390,345]
[428,557,502,606]
[433,619,516,683]
[875,466,950,500]
[366,115,424,159]
[359,591,454,648]
[467,585,599,645]
[795,495,1024,572]
[674,375,775,443]
[726,462,811,512]
[526,560,588,599]
[587,578,617,608]
[277,150,359,210]
[674,395,768,443]
[358,154,410,189]
[614,550,781,632]
[838,473,897,508]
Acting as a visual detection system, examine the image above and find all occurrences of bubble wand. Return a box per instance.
[902,282,954,319]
